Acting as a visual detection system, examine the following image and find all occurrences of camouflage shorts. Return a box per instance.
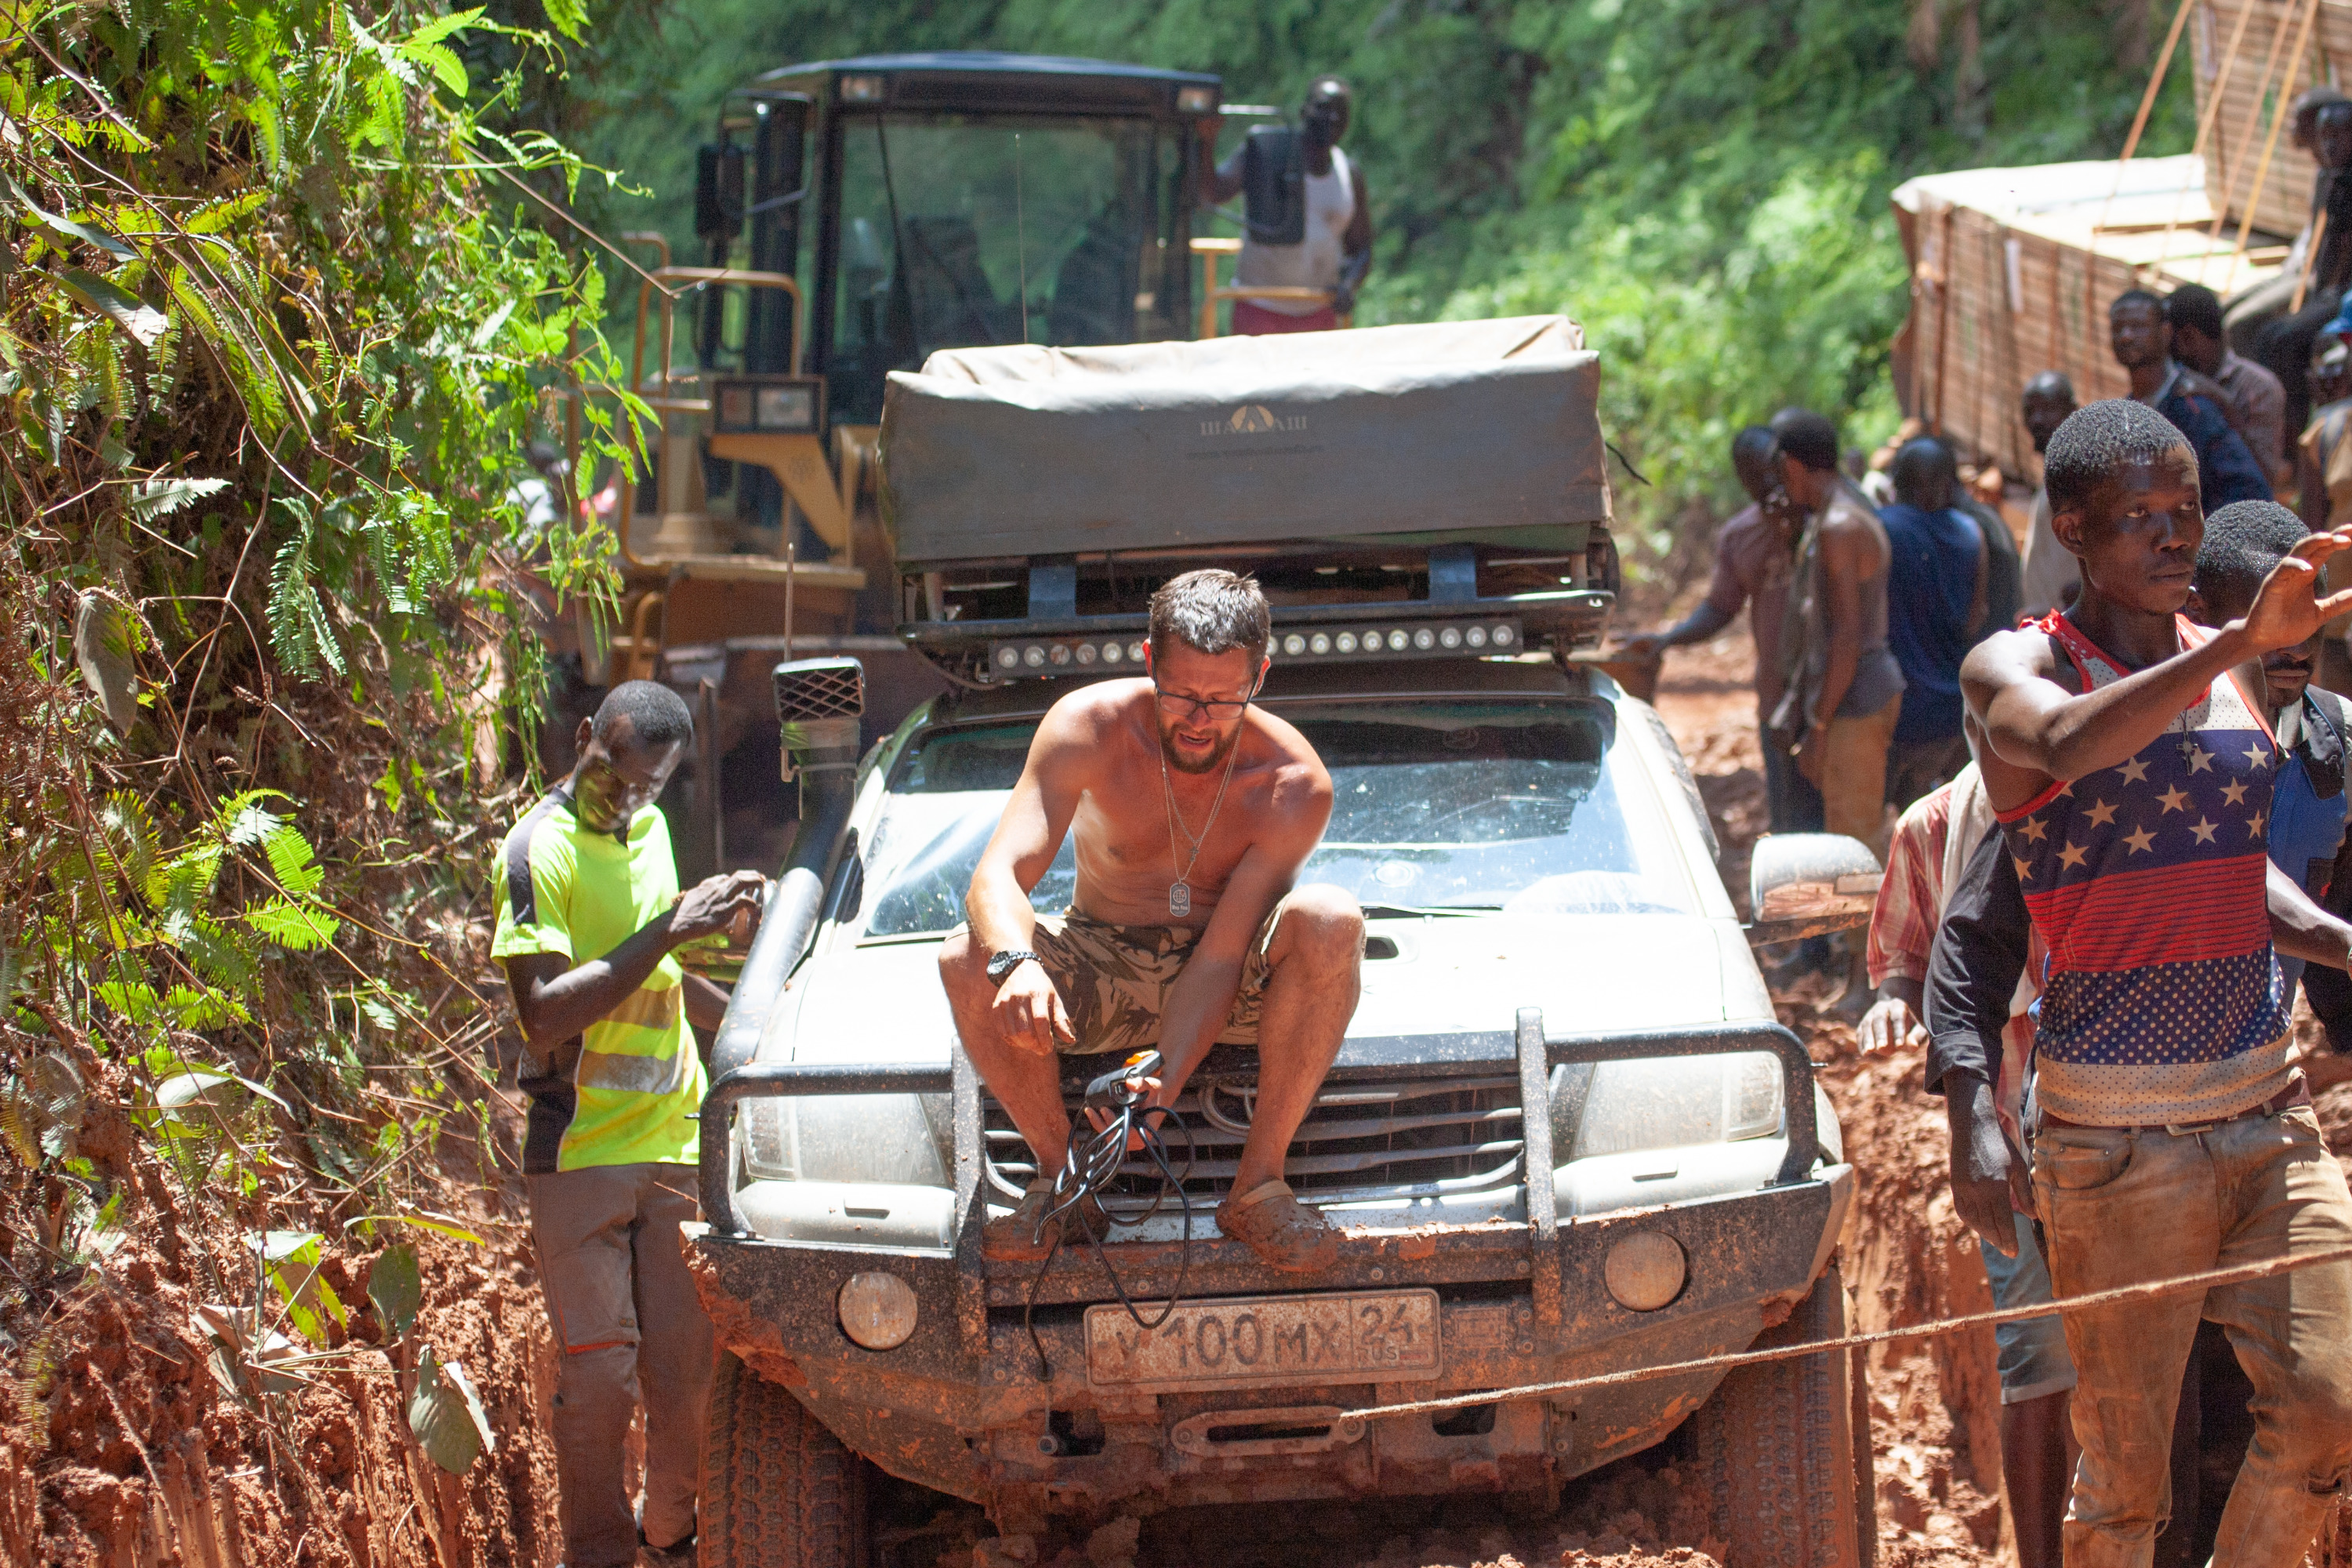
[1023,898,1291,1057]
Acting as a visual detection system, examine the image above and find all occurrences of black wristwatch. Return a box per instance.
[985,949,1039,984]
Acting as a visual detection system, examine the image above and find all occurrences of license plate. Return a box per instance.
[1084,1289,1442,1392]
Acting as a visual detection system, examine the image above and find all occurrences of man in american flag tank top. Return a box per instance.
[1960,398,2352,1567]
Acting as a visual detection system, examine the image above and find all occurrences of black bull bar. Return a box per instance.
[699,1014,1820,1328]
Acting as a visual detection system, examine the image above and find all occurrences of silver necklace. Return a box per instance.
[1159,737,1243,919]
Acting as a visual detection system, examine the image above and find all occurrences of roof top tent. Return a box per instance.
[701,53,1224,440]
[877,315,1622,684]
[1893,0,2336,484]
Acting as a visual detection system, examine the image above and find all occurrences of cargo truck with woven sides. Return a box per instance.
[1894,0,2338,479]
[681,318,1884,1567]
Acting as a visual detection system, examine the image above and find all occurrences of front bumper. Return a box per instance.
[688,1016,1855,1518]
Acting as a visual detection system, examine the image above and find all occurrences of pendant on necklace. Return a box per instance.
[1168,881,1192,918]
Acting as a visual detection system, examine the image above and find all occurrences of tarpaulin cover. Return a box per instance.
[877,316,1610,566]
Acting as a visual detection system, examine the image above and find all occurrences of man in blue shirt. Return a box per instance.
[2190,500,2351,1006]
[1880,436,1988,810]
[2111,289,2274,514]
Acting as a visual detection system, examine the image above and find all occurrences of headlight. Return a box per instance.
[740,1093,950,1186]
[1566,1052,1784,1160]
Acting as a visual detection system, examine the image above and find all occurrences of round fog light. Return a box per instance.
[838,1271,919,1350]
[1603,1232,1686,1312]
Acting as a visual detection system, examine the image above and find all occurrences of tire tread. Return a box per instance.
[1688,1266,1870,1568]
[702,1352,860,1568]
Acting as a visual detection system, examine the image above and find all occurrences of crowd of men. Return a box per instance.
[1629,239,2352,1566]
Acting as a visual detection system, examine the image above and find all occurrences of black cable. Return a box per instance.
[1022,1054,1196,1387]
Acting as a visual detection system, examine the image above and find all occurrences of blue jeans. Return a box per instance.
[1979,1221,2076,1404]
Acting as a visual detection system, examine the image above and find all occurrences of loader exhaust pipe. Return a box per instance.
[708,657,865,1084]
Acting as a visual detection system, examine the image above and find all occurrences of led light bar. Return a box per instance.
[981,619,1523,681]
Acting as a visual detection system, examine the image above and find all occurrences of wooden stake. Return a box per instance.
[2296,206,2333,313]
[2230,0,2327,279]
[2172,0,2260,285]
[2209,0,2307,252]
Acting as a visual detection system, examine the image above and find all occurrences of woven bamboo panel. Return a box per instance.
[2190,0,2352,241]
[1895,156,2279,480]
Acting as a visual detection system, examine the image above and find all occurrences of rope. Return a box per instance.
[1337,1240,2352,1425]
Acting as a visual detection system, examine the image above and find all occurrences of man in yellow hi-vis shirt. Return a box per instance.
[494,681,766,1568]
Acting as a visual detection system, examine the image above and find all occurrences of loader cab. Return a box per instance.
[695,53,1221,433]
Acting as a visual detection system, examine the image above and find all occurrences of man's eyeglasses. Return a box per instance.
[1153,683,1258,721]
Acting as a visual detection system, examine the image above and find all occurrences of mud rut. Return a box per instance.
[20,630,2352,1568]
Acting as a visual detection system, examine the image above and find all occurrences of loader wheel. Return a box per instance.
[1687,1264,1871,1568]
[702,1352,866,1568]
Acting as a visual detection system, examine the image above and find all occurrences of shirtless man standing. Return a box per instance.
[938,570,1364,1272]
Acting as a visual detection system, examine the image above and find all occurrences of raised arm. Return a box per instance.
[1199,120,1243,206]
[1965,532,2352,793]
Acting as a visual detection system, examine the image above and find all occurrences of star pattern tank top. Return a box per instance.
[1995,612,2293,1127]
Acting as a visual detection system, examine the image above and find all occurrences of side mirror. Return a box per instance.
[1747,832,1882,946]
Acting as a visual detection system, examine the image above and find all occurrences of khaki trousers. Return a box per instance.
[1815,694,1900,860]
[2031,1106,2352,1568]
[528,1161,714,1566]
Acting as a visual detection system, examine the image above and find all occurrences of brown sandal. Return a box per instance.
[984,1177,1108,1261]
[1217,1179,1341,1272]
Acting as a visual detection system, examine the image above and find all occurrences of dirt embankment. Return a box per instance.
[8,1059,566,1568]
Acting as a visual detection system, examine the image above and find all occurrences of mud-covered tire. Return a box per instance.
[702,1352,866,1568]
[1688,1265,1871,1568]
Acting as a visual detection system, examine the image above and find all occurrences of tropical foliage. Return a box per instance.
[0,0,626,1475]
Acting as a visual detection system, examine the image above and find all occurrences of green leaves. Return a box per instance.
[409,1344,495,1473]
[57,270,167,347]
[367,1242,422,1337]
[397,9,486,96]
[256,1229,349,1344]
[72,593,140,732]
[130,476,230,523]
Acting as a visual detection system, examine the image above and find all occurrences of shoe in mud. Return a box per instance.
[983,1176,1108,1261]
[1218,1179,1341,1272]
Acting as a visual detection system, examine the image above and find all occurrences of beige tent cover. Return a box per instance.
[877,316,1610,565]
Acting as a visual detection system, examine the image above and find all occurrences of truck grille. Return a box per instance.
[981,1074,1524,1213]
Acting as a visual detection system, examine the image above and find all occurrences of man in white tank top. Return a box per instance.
[1202,77,1373,335]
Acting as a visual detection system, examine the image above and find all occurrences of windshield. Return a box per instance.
[826,112,1189,423]
[856,700,1701,942]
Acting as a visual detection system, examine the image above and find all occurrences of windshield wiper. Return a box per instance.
[1359,903,1501,920]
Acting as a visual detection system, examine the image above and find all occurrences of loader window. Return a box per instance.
[826,112,1187,423]
[856,700,1700,942]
